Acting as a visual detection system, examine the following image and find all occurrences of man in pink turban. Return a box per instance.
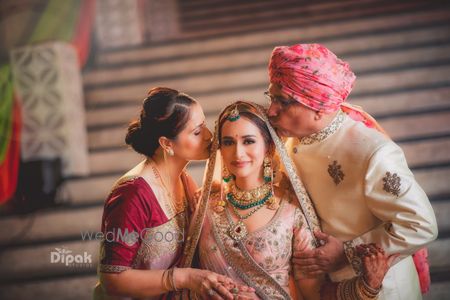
[267,44,437,299]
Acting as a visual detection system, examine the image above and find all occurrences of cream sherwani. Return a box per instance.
[285,110,438,300]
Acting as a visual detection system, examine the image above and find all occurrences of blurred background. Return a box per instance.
[0,0,449,299]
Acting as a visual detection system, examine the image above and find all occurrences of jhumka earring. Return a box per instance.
[264,156,279,210]
[222,165,234,183]
[263,156,272,183]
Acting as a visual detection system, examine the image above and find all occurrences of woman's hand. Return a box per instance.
[356,243,398,289]
[176,268,255,299]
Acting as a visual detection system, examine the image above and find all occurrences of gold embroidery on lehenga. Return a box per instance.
[328,160,345,185]
[210,208,291,300]
[382,172,401,196]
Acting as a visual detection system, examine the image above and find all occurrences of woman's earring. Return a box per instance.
[263,156,272,183]
[222,165,234,183]
[167,149,174,156]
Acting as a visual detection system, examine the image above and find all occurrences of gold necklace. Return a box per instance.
[228,202,266,241]
[229,182,272,204]
[148,159,186,214]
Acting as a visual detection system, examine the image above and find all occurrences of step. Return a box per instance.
[1,191,448,251]
[179,2,447,39]
[86,85,450,130]
[83,29,450,87]
[84,58,450,107]
[87,108,450,151]
[0,206,103,247]
[0,274,98,300]
[59,165,450,207]
[423,281,450,300]
[64,162,207,205]
[96,8,450,66]
[83,137,450,179]
[0,239,99,282]
[179,0,434,33]
[0,270,446,300]
[0,231,447,283]
[89,148,141,175]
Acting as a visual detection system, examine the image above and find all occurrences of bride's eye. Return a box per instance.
[194,130,201,136]
[243,138,255,145]
[222,139,234,146]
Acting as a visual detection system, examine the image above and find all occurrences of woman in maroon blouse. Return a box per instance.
[94,87,253,300]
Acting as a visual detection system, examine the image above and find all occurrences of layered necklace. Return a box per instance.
[221,182,279,241]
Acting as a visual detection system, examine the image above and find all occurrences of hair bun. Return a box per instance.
[125,120,143,149]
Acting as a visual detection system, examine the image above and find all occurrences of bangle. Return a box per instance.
[162,269,171,292]
[357,277,381,299]
[361,276,382,295]
[166,267,180,292]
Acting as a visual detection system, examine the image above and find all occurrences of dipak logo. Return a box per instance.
[50,247,92,267]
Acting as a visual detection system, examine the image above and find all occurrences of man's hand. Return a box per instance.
[292,230,347,277]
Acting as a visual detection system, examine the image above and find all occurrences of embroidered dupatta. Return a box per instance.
[179,101,321,299]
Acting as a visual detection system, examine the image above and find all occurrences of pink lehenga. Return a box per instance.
[179,102,322,300]
[199,190,316,299]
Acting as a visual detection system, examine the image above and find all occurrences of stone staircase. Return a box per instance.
[1,0,450,299]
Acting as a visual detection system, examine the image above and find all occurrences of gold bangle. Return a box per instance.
[362,276,382,295]
[162,269,170,292]
[357,277,380,299]
[170,267,180,292]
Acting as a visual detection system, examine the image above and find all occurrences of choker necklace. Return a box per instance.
[226,182,278,210]
[229,182,271,203]
[227,190,272,210]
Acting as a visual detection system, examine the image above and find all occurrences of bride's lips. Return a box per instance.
[231,161,250,168]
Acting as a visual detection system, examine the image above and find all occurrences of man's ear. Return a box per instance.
[314,110,324,121]
[158,136,173,153]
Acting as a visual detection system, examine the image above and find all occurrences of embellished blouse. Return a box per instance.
[198,191,315,299]
[95,171,196,300]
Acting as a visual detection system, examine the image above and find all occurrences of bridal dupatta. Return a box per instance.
[179,102,321,299]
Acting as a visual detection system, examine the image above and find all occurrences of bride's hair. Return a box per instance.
[125,87,196,157]
[218,102,274,150]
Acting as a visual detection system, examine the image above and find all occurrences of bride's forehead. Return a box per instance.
[221,117,261,136]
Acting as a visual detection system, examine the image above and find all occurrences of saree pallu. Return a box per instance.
[94,171,196,300]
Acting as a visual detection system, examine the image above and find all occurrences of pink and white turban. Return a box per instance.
[269,44,356,113]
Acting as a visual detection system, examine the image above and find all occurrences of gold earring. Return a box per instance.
[222,165,234,183]
[167,149,174,156]
[263,156,272,183]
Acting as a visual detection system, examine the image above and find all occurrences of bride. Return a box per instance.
[180,101,394,299]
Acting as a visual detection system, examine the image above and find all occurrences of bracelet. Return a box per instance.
[361,276,382,295]
[162,269,171,292]
[335,276,380,300]
[169,267,180,292]
[357,277,381,299]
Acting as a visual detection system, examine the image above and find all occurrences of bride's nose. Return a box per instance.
[234,142,245,158]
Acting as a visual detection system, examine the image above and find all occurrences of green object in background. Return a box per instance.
[29,0,81,43]
[0,65,14,164]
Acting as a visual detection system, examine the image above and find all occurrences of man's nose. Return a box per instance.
[267,103,279,117]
